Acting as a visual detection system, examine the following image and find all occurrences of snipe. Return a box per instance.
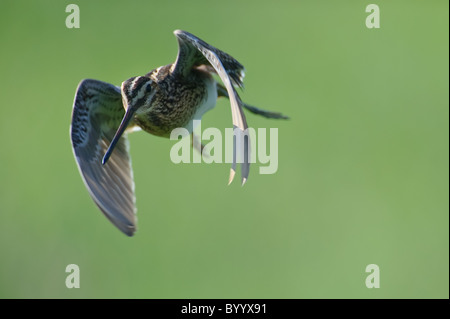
[70,30,288,236]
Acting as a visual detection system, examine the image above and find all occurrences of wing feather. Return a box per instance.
[70,79,137,236]
[172,30,250,185]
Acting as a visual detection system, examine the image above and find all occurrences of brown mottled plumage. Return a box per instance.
[133,65,212,137]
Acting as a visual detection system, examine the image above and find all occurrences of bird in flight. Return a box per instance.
[70,30,288,236]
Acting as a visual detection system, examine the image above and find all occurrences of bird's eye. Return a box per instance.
[146,84,152,92]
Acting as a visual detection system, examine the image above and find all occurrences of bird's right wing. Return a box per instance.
[70,79,137,236]
[172,30,250,185]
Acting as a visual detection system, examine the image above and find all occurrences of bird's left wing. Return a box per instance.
[172,30,250,185]
[70,79,137,236]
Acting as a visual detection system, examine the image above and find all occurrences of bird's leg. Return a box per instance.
[191,132,209,158]
[216,83,289,120]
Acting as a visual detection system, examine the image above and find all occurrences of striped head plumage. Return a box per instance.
[121,76,155,114]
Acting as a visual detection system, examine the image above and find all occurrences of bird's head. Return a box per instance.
[102,76,155,165]
[121,76,155,114]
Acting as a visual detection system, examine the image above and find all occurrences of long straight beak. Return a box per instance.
[102,106,136,165]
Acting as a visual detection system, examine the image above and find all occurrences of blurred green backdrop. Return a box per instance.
[0,0,448,298]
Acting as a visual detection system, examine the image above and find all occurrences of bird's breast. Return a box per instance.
[134,68,217,137]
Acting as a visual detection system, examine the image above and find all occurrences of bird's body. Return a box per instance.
[134,64,217,137]
[70,30,287,236]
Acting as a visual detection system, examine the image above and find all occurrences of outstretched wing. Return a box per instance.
[70,79,137,236]
[172,30,250,185]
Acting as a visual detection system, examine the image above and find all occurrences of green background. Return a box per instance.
[0,0,448,298]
